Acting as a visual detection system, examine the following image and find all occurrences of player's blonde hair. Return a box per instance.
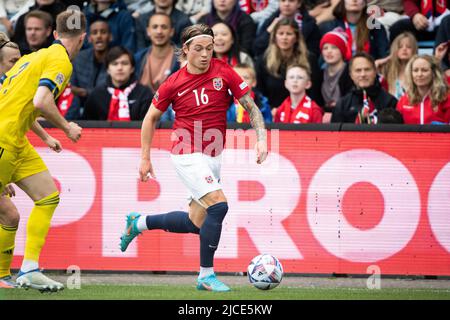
[56,9,86,38]
[177,24,214,63]
[0,32,19,62]
[405,54,449,108]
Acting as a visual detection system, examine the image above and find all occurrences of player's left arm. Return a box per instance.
[30,120,62,153]
[238,92,268,164]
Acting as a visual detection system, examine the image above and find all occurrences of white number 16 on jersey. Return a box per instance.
[193,88,209,106]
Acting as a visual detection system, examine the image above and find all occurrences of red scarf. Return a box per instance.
[275,95,321,123]
[355,90,377,124]
[107,82,137,121]
[422,0,448,18]
[57,84,74,117]
[344,20,370,58]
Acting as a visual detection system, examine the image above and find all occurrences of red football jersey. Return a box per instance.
[153,58,249,156]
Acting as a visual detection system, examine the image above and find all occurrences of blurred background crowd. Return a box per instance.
[0,0,449,125]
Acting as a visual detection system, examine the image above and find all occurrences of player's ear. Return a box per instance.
[182,44,188,56]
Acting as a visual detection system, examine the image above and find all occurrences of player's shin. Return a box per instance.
[199,202,228,269]
[142,211,200,234]
[0,224,18,278]
[22,191,60,272]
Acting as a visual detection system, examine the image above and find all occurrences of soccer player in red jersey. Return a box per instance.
[120,24,268,292]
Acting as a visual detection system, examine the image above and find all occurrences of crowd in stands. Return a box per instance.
[0,0,449,125]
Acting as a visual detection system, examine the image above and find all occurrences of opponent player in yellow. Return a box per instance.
[0,10,86,292]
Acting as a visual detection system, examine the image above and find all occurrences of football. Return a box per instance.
[247,254,283,290]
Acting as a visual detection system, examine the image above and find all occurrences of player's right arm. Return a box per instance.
[33,86,82,143]
[140,104,164,182]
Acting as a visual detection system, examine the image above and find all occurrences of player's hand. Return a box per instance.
[66,122,82,143]
[44,136,62,153]
[1,184,15,197]
[255,140,268,164]
[412,13,429,30]
[139,158,156,182]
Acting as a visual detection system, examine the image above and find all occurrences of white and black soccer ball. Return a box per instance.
[247,254,283,290]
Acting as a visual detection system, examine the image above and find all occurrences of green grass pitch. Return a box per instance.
[2,284,450,300]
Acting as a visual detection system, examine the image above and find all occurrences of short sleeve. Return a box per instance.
[39,57,72,98]
[152,78,173,113]
[224,65,250,100]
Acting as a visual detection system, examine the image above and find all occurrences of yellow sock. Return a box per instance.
[0,224,17,278]
[23,191,60,263]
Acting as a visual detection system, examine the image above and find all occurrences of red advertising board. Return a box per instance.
[10,128,450,276]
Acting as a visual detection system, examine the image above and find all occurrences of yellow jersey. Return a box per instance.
[0,41,72,152]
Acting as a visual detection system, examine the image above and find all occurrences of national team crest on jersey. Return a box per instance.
[205,176,214,184]
[55,72,65,85]
[213,78,223,91]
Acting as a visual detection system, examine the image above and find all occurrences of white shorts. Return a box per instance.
[170,153,222,202]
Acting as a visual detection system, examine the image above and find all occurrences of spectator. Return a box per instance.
[319,0,389,60]
[136,0,192,49]
[199,0,256,55]
[378,32,418,99]
[0,0,33,36]
[390,0,449,44]
[332,52,397,123]
[12,0,65,47]
[84,46,153,120]
[397,54,450,124]
[176,0,211,24]
[435,15,450,79]
[274,63,323,123]
[0,32,20,77]
[19,10,52,54]
[212,21,254,68]
[254,0,321,57]
[84,0,136,52]
[135,13,179,93]
[227,63,272,122]
[318,29,353,122]
[68,18,111,119]
[255,17,321,110]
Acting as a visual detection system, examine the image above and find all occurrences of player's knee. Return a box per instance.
[206,201,228,222]
[0,205,20,227]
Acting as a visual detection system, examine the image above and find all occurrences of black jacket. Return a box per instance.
[331,80,398,123]
[83,76,153,120]
[253,8,321,57]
